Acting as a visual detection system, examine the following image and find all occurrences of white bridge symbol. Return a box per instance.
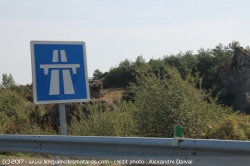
[40,50,80,95]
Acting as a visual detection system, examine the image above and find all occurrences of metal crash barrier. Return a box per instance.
[0,135,250,165]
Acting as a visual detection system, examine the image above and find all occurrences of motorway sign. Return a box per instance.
[30,41,90,104]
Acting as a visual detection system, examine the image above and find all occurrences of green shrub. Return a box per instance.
[20,123,56,135]
[130,66,233,138]
[68,102,137,136]
[202,115,250,140]
[0,89,54,134]
[0,90,28,133]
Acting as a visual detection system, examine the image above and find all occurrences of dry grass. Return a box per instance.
[100,88,125,103]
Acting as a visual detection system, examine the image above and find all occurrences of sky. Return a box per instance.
[1,0,250,85]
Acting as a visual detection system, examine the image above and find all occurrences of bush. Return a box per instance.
[201,115,250,140]
[20,123,56,135]
[130,66,233,138]
[68,102,137,136]
[0,89,54,134]
[0,90,28,133]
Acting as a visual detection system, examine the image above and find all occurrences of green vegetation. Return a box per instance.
[0,41,249,141]
[0,73,15,89]
[68,102,137,136]
[100,41,239,91]
[93,69,103,80]
[129,66,233,137]
[202,115,250,140]
[0,88,53,135]
[101,56,147,88]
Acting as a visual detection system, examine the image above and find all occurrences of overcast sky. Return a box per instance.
[1,0,250,85]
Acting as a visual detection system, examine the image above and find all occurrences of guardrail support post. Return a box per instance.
[172,125,183,147]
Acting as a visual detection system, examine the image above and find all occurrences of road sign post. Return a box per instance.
[31,41,90,165]
[59,103,67,135]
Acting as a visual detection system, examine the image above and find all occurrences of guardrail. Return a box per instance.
[0,135,249,165]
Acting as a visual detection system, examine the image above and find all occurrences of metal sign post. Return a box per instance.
[54,103,67,166]
[53,103,67,166]
[59,103,67,135]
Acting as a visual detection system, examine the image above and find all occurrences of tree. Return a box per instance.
[148,58,165,75]
[134,55,146,67]
[93,69,103,80]
[102,59,136,88]
[1,73,15,88]
[129,66,232,137]
[228,41,240,51]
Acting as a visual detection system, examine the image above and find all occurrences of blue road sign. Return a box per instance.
[30,41,90,104]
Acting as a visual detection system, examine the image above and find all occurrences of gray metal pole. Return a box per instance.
[54,103,67,166]
[59,103,67,135]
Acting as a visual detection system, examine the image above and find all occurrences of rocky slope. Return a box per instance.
[219,47,250,112]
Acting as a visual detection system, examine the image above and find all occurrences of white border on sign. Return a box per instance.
[30,40,90,104]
